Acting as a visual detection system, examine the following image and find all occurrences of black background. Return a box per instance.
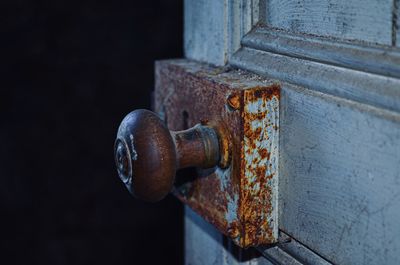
[1,1,183,264]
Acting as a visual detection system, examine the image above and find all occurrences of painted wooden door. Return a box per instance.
[184,1,400,264]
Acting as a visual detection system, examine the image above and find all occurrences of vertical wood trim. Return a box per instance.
[394,0,399,46]
[227,0,261,61]
[184,0,228,65]
[258,0,266,24]
[184,0,260,65]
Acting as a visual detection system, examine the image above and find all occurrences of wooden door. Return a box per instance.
[184,1,400,264]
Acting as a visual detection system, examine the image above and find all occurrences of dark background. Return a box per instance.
[1,1,183,264]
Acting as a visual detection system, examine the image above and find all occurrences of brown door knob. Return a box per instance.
[114,109,221,202]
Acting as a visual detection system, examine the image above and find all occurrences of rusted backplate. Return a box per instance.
[154,59,280,248]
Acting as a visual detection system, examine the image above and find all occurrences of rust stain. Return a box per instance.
[258,148,270,160]
[244,85,281,102]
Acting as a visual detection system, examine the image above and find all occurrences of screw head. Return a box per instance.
[227,93,241,110]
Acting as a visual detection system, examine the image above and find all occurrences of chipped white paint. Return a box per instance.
[129,134,138,161]
[216,166,239,226]
[226,193,239,226]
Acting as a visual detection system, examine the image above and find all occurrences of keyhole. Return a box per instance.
[182,110,189,129]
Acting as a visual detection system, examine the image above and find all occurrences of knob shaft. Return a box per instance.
[114,109,220,202]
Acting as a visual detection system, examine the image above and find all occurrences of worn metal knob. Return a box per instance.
[114,109,220,202]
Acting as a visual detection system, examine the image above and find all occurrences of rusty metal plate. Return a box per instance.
[154,59,280,248]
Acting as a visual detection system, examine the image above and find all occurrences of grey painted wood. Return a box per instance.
[231,48,400,113]
[396,0,400,47]
[229,0,260,60]
[265,0,393,45]
[259,247,303,265]
[185,206,226,265]
[184,0,259,66]
[279,84,400,265]
[231,47,400,265]
[185,206,274,265]
[186,205,332,265]
[184,0,227,66]
[258,232,333,265]
[241,27,400,78]
[185,0,400,264]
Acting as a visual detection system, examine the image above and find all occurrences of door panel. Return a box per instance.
[266,0,393,45]
[183,0,400,264]
[233,47,400,264]
[279,84,400,264]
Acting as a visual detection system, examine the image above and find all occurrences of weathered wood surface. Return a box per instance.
[280,84,400,265]
[184,0,258,66]
[186,206,330,265]
[184,0,400,264]
[184,0,227,65]
[232,48,400,113]
[396,0,400,47]
[241,27,400,78]
[265,0,393,45]
[232,48,400,264]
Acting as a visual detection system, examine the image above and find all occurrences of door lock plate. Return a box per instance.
[154,60,280,247]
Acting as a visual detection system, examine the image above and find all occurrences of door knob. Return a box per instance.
[114,109,222,202]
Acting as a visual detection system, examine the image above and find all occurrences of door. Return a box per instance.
[183,0,400,264]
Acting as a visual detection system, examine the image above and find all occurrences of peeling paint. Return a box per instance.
[129,134,138,161]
